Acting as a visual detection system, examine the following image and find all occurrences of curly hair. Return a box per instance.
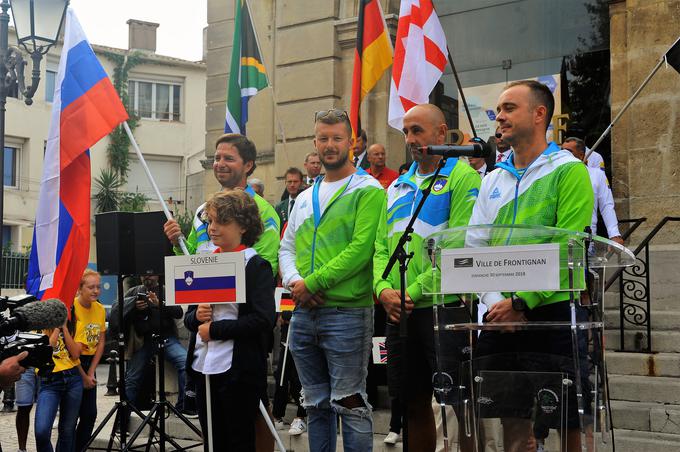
[204,189,263,247]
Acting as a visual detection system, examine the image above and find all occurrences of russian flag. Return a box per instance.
[174,265,239,305]
[26,8,128,307]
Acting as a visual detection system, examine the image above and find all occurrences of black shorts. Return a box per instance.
[473,301,592,428]
[386,304,471,405]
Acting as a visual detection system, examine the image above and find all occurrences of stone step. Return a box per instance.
[610,400,680,435]
[608,374,680,404]
[606,351,680,377]
[604,309,680,330]
[603,290,678,311]
[604,330,680,353]
[611,428,680,452]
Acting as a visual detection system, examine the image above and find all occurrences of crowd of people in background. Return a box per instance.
[0,79,624,452]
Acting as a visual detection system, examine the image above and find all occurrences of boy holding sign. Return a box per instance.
[183,190,276,451]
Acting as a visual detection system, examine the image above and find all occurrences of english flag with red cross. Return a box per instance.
[388,0,449,131]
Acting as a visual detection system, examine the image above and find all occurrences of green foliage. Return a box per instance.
[93,169,149,213]
[119,191,149,212]
[102,51,144,181]
[174,208,194,238]
[93,168,122,213]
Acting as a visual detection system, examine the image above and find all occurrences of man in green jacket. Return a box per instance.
[279,109,385,451]
[373,104,480,451]
[469,80,594,452]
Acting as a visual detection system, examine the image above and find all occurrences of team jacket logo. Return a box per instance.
[490,187,501,199]
[184,271,194,287]
[432,179,447,192]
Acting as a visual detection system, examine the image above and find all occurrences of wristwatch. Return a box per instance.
[511,296,528,312]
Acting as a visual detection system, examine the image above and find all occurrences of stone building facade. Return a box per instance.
[206,0,680,244]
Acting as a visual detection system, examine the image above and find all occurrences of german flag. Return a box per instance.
[224,0,268,134]
[349,0,393,149]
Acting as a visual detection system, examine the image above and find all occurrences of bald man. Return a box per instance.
[373,104,480,451]
[366,143,399,189]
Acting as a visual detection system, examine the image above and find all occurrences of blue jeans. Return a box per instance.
[35,368,83,452]
[290,306,373,452]
[76,355,97,452]
[125,336,187,409]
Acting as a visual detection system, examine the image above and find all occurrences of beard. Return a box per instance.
[321,151,349,170]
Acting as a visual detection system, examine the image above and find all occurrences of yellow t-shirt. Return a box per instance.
[47,329,79,373]
[72,299,106,356]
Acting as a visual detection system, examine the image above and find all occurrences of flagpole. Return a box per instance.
[122,121,190,255]
[585,57,664,161]
[244,0,291,167]
[446,47,478,139]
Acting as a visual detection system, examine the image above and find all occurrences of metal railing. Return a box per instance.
[605,217,680,352]
[1,250,29,289]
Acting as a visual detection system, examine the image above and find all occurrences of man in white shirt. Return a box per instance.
[562,137,624,245]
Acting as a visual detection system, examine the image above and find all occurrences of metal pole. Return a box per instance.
[0,0,9,294]
[585,57,665,160]
[122,121,190,255]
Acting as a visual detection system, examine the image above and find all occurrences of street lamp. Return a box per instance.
[0,0,68,288]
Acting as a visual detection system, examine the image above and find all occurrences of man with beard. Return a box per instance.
[468,80,593,452]
[163,133,280,452]
[373,104,480,451]
[279,109,385,451]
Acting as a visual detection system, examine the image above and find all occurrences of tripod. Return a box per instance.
[83,275,201,451]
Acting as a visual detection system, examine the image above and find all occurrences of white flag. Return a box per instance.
[388,0,449,130]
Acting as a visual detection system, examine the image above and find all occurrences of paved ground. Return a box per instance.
[0,365,121,452]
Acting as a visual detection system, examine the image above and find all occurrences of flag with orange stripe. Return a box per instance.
[349,0,393,148]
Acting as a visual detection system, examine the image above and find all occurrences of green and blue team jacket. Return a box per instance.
[468,142,594,309]
[279,171,386,308]
[174,185,280,276]
[373,159,481,309]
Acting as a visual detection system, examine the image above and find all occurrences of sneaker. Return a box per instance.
[180,408,199,419]
[383,431,401,445]
[274,418,287,430]
[288,418,306,436]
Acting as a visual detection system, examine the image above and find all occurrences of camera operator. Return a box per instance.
[122,275,191,416]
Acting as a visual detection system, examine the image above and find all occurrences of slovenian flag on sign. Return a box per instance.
[26,8,128,307]
[174,265,239,304]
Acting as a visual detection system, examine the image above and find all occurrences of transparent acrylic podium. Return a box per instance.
[422,224,635,452]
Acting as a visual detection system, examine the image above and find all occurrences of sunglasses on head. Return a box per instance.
[314,109,349,122]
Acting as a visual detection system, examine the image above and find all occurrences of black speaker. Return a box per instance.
[95,211,171,276]
[133,211,172,275]
[95,212,134,275]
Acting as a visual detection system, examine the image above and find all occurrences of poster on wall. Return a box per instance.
[458,74,562,142]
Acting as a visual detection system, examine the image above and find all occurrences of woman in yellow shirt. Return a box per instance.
[34,313,82,452]
[73,269,107,451]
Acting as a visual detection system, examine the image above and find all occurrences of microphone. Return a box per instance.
[427,238,436,266]
[0,299,68,336]
[419,142,492,158]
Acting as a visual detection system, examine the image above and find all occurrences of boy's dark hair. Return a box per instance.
[215,133,258,176]
[505,80,555,131]
[205,189,263,247]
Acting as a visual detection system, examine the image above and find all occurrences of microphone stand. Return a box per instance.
[382,155,449,452]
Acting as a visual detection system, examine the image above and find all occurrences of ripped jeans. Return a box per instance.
[290,306,373,452]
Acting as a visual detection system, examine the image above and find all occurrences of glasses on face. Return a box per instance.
[314,109,349,122]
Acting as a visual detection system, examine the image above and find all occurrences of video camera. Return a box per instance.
[0,295,68,375]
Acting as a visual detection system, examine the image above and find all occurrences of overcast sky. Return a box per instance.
[69,0,208,61]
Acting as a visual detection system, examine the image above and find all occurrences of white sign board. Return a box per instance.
[440,244,560,293]
[164,252,246,305]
